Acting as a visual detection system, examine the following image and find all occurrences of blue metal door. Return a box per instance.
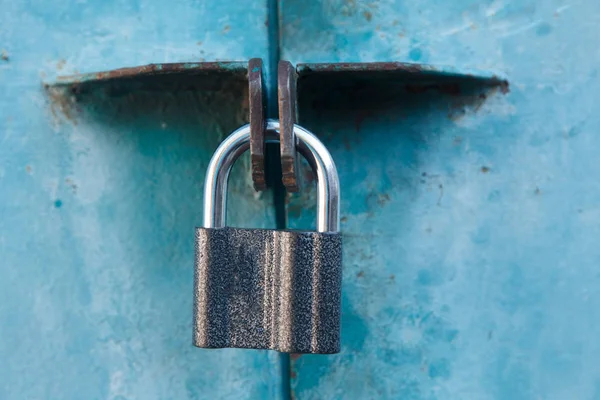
[2,1,599,399]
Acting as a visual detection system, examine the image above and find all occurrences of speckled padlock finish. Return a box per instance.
[193,227,342,354]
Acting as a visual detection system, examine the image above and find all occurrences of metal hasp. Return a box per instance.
[248,58,267,191]
[194,120,342,354]
[53,61,249,93]
[278,60,300,192]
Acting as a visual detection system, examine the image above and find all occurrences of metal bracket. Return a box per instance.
[52,60,508,194]
[278,60,300,192]
[250,59,300,192]
[248,58,267,191]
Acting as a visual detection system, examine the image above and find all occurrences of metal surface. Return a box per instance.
[278,60,300,192]
[282,1,600,399]
[193,227,342,353]
[296,62,508,94]
[0,1,287,399]
[203,120,340,233]
[196,118,342,354]
[55,62,249,85]
[296,62,506,81]
[3,0,600,398]
[248,58,267,191]
[50,62,251,106]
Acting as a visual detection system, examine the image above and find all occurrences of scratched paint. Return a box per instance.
[282,0,600,399]
[0,1,287,399]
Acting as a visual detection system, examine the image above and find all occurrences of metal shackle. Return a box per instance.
[203,120,340,232]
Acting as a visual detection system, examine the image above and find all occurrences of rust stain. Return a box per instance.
[448,84,509,121]
[298,62,510,96]
[366,191,391,209]
[298,62,434,75]
[25,165,32,174]
[535,187,541,195]
[223,25,230,33]
[45,84,78,125]
[357,271,365,278]
[377,193,390,206]
[1,49,8,61]
[498,79,510,94]
[290,353,302,361]
[481,166,490,173]
[363,10,373,21]
[55,62,247,85]
[389,274,395,281]
[340,216,348,223]
[65,178,78,193]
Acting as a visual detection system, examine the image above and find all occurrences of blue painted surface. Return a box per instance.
[282,0,600,399]
[2,0,600,399]
[0,1,286,399]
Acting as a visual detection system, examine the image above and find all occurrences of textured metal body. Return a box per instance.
[194,227,342,353]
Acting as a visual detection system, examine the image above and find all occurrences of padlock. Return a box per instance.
[193,120,342,354]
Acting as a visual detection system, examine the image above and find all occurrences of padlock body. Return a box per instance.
[193,227,342,354]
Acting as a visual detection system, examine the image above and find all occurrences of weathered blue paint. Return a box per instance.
[3,0,600,399]
[282,0,600,399]
[0,1,286,399]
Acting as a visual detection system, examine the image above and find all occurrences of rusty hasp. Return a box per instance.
[54,61,249,94]
[278,60,300,192]
[296,62,509,96]
[248,58,267,191]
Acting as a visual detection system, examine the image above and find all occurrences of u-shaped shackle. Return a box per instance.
[203,120,340,232]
